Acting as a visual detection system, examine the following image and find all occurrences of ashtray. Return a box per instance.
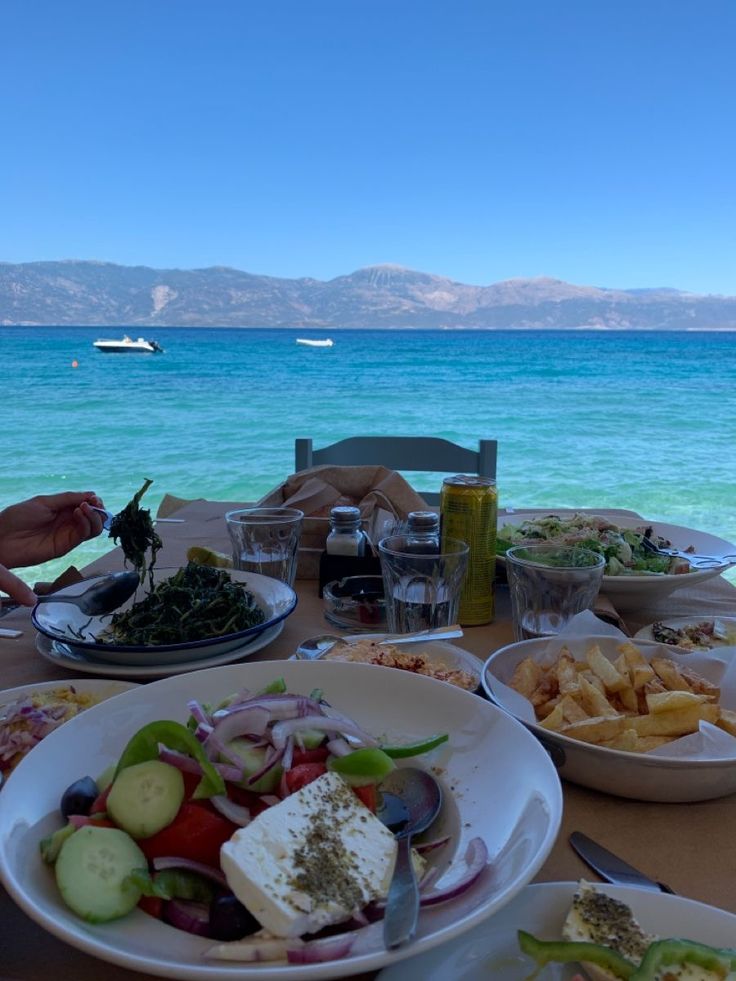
[322,575,387,630]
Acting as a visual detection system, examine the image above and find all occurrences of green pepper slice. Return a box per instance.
[126,867,216,903]
[114,720,225,799]
[517,930,636,979]
[381,733,449,758]
[631,938,736,980]
[327,748,396,787]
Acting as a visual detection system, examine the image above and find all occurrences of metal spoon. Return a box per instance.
[378,767,443,950]
[33,572,140,616]
[295,623,463,659]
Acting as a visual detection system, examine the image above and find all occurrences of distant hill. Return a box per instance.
[1,260,735,329]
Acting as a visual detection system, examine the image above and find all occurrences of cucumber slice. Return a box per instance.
[223,739,282,793]
[55,825,147,923]
[107,760,184,839]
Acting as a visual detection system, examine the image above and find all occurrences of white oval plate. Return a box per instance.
[0,660,562,981]
[497,512,736,611]
[292,632,483,690]
[376,881,736,980]
[635,616,736,651]
[32,568,297,664]
[36,621,284,679]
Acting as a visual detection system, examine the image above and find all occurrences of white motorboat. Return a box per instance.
[296,337,334,348]
[93,335,164,354]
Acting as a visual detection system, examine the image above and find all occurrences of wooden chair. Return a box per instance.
[294,437,497,504]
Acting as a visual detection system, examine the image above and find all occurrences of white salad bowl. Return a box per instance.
[497,512,736,611]
[483,634,736,802]
[31,568,297,666]
[0,659,562,981]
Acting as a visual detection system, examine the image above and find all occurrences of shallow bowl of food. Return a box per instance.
[635,616,736,651]
[375,880,736,981]
[294,633,483,691]
[496,511,736,611]
[32,565,297,665]
[0,659,562,981]
[0,679,139,783]
[483,634,736,802]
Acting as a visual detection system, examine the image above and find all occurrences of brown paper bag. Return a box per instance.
[258,465,430,577]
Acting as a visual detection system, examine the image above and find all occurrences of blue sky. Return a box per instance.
[1,0,735,293]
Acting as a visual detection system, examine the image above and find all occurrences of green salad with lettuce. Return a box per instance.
[497,513,692,577]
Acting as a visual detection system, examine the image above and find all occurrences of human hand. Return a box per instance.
[0,563,37,606]
[0,491,106,571]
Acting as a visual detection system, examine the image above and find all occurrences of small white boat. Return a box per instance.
[93,335,164,354]
[296,337,334,348]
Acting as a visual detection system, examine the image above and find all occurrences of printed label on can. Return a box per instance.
[440,475,498,626]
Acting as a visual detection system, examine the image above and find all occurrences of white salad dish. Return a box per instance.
[635,616,736,651]
[496,511,736,611]
[0,659,563,981]
[35,622,285,679]
[292,632,483,691]
[483,634,736,802]
[32,568,297,665]
[376,881,736,981]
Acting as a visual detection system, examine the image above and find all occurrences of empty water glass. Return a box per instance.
[225,507,304,587]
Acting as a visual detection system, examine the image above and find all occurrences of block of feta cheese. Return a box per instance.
[220,770,398,938]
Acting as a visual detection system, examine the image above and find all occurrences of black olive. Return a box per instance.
[208,893,260,941]
[60,775,99,818]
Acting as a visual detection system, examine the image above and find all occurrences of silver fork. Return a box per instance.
[639,535,736,570]
[90,506,183,529]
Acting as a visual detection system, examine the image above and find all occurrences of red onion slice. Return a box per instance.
[246,745,285,786]
[419,837,488,906]
[164,899,211,936]
[158,747,243,783]
[286,932,356,964]
[270,716,378,750]
[210,794,251,827]
[415,834,451,854]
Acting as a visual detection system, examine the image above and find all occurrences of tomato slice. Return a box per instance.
[291,746,330,766]
[139,802,238,868]
[284,763,327,794]
[353,784,377,813]
[138,895,163,919]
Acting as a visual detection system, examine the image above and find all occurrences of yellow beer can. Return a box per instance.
[440,475,497,625]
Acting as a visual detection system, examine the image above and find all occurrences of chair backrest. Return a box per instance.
[294,437,497,504]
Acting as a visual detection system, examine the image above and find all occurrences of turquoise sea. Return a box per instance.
[2,326,735,586]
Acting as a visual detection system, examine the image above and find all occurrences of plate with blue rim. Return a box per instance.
[32,567,296,666]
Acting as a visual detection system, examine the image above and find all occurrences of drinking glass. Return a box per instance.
[378,535,469,633]
[505,544,605,640]
[225,507,304,587]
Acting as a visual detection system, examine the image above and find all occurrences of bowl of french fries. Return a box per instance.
[482,635,736,802]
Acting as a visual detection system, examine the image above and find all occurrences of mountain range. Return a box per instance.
[1,260,735,329]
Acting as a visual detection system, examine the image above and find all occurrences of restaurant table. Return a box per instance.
[1,498,736,981]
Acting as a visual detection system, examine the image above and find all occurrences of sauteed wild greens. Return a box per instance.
[100,481,265,646]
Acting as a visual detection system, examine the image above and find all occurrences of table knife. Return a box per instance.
[569,832,675,894]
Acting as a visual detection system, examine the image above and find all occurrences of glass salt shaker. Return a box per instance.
[326,506,365,556]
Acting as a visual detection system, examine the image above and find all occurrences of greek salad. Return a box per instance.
[497,514,693,576]
[40,678,488,965]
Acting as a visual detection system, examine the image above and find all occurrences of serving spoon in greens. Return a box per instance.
[33,571,140,617]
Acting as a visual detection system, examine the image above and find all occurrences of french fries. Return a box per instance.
[507,642,729,754]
